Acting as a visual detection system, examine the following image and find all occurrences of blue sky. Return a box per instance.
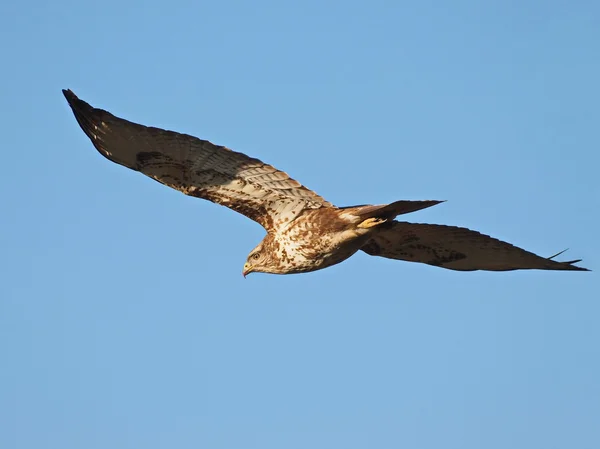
[1,1,599,448]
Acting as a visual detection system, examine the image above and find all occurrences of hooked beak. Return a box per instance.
[242,262,254,278]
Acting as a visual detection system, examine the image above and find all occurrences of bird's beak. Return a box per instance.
[242,262,253,278]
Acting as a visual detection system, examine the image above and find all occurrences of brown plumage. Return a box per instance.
[63,89,589,276]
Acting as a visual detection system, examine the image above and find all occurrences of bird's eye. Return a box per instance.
[252,252,260,260]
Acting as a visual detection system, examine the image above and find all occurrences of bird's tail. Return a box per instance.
[350,199,444,221]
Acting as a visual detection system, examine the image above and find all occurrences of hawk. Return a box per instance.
[63,90,588,276]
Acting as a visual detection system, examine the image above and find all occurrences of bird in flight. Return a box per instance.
[63,89,588,276]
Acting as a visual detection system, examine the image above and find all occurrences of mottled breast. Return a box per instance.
[273,208,372,273]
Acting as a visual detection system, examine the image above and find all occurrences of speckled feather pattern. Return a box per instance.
[362,222,588,271]
[63,89,330,231]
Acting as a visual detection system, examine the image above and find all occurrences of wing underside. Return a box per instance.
[63,89,331,230]
[362,221,589,271]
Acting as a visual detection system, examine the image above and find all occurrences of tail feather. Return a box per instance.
[353,200,444,220]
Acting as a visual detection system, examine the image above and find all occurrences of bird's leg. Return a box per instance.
[357,217,387,229]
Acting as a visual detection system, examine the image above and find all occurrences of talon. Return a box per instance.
[358,217,387,229]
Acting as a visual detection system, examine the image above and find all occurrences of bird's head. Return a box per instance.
[243,240,277,277]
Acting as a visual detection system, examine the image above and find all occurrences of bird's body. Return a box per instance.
[63,89,588,275]
[258,207,375,274]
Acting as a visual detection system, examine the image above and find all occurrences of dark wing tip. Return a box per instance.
[62,89,87,112]
[62,88,93,116]
[547,249,590,271]
[63,88,95,134]
[554,260,590,271]
[565,262,591,272]
[62,89,116,162]
[62,88,76,101]
[62,89,106,130]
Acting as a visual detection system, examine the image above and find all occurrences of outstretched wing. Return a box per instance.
[362,222,589,271]
[63,89,332,230]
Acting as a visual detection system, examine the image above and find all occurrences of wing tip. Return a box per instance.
[62,89,117,162]
[564,262,590,272]
[62,88,90,113]
[553,259,590,271]
[62,88,81,109]
[547,249,590,271]
[63,88,91,123]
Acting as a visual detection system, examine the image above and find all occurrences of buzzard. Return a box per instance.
[63,89,588,276]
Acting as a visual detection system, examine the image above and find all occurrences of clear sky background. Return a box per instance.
[1,1,599,448]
